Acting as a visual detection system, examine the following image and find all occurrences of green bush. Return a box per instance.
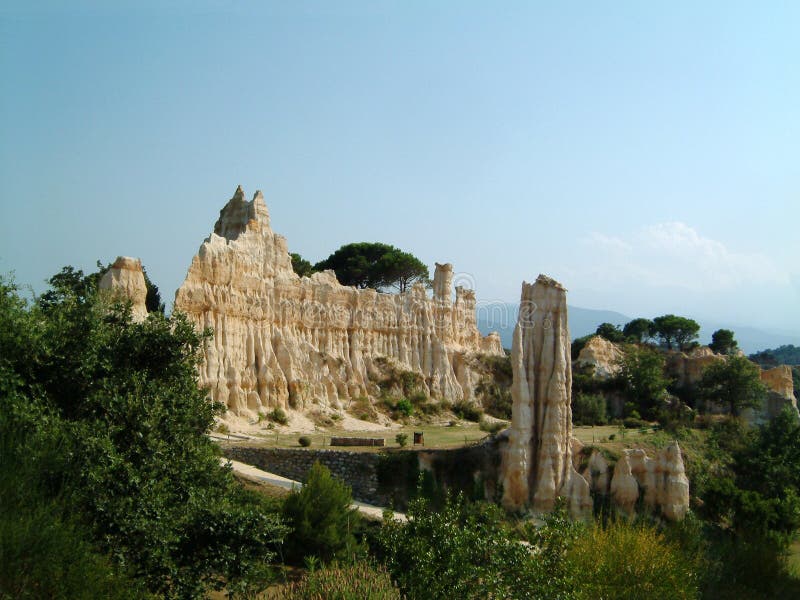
[395,433,409,447]
[452,400,483,422]
[282,462,359,564]
[0,272,287,598]
[279,561,400,599]
[269,407,289,425]
[298,436,311,447]
[395,398,414,417]
[376,494,569,599]
[623,417,649,429]
[571,393,608,425]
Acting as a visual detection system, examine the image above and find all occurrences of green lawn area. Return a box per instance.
[248,422,491,450]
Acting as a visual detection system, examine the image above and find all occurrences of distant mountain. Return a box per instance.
[476,303,800,355]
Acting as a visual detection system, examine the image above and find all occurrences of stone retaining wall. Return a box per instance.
[222,436,503,508]
[223,446,387,504]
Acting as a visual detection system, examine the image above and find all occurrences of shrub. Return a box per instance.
[395,433,408,447]
[564,520,699,600]
[282,462,360,564]
[452,400,483,422]
[298,436,312,447]
[279,561,400,599]
[376,494,565,599]
[269,407,289,425]
[395,398,413,417]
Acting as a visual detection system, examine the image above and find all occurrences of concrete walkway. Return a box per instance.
[225,458,407,522]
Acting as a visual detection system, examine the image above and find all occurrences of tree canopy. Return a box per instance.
[709,329,739,355]
[652,314,700,351]
[622,318,655,344]
[696,355,767,417]
[290,252,316,277]
[595,322,625,343]
[314,242,429,292]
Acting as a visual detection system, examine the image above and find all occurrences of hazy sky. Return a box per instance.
[1,2,798,335]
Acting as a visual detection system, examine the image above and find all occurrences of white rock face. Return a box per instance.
[575,335,623,379]
[174,186,503,418]
[500,275,591,518]
[98,256,148,323]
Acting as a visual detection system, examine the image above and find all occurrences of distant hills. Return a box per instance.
[476,303,800,356]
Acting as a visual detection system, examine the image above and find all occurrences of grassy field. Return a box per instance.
[245,422,491,450]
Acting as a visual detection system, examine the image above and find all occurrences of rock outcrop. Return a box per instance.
[500,276,689,521]
[758,365,798,421]
[500,275,592,518]
[575,335,623,379]
[174,186,503,418]
[98,256,148,323]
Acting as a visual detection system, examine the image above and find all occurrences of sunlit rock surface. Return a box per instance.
[174,186,503,418]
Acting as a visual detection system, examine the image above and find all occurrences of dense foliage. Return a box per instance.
[595,322,626,343]
[750,344,800,367]
[376,494,576,599]
[708,329,738,355]
[282,461,360,564]
[616,345,670,419]
[652,314,701,350]
[696,355,766,417]
[623,317,655,344]
[290,252,316,277]
[0,271,286,598]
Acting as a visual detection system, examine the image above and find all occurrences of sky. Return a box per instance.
[1,1,798,336]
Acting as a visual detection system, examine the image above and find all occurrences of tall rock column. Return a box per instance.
[501,275,591,517]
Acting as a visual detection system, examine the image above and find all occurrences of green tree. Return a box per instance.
[0,271,286,598]
[290,252,316,277]
[315,243,429,292]
[652,314,700,350]
[571,393,608,425]
[595,322,625,343]
[282,462,359,564]
[622,318,655,344]
[616,346,670,419]
[696,355,767,417]
[709,328,738,355]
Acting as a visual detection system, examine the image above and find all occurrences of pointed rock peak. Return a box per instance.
[233,185,245,201]
[253,190,264,201]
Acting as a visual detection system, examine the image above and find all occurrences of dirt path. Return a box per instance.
[225,459,407,522]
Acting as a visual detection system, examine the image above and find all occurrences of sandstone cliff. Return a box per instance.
[174,186,503,418]
[99,256,148,323]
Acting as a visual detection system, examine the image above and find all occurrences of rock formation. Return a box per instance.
[665,346,724,388]
[173,186,503,418]
[500,276,689,521]
[756,365,798,421]
[575,335,623,379]
[98,256,148,323]
[500,275,592,518]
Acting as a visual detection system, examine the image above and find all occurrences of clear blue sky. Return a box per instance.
[1,1,798,335]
